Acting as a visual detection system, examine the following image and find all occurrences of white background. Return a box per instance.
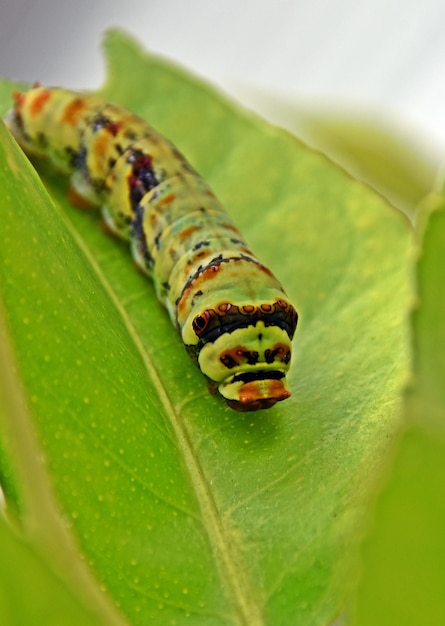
[1,0,445,160]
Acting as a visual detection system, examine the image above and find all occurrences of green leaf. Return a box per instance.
[236,91,439,217]
[285,109,438,219]
[0,30,413,625]
[352,205,445,625]
[0,515,112,626]
[407,204,445,425]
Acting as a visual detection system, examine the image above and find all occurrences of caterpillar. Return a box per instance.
[5,86,298,411]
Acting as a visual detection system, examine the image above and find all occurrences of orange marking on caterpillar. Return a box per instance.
[159,193,176,206]
[12,90,26,109]
[94,134,112,158]
[62,98,88,125]
[178,225,198,241]
[29,89,51,117]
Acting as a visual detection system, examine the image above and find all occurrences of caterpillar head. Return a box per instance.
[188,300,297,411]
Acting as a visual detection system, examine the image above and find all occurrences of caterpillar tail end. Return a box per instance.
[221,377,291,412]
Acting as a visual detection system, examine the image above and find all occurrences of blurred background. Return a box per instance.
[1,0,445,210]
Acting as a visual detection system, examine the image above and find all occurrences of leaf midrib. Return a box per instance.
[65,205,266,626]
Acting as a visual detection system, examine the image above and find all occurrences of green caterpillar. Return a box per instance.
[6,86,298,411]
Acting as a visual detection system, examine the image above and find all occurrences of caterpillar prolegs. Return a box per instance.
[6,86,298,411]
